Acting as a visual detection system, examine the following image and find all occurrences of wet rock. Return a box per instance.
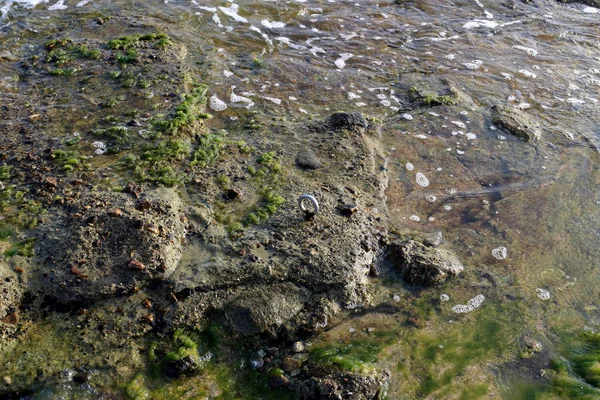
[44,176,58,190]
[269,373,290,388]
[325,112,368,132]
[282,357,302,373]
[295,150,321,169]
[165,355,200,378]
[391,240,464,286]
[294,370,390,400]
[368,264,380,277]
[423,230,444,247]
[224,284,306,335]
[32,188,187,303]
[491,105,542,141]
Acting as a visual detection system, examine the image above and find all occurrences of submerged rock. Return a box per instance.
[391,240,464,285]
[491,105,542,141]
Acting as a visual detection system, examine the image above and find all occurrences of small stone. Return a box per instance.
[269,373,289,388]
[281,357,302,373]
[295,150,321,169]
[129,260,146,271]
[392,295,401,302]
[250,358,264,369]
[291,341,305,353]
[3,376,12,385]
[257,349,266,358]
[348,327,356,333]
[111,208,123,217]
[367,327,374,333]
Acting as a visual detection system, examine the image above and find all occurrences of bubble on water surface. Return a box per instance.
[209,95,227,111]
[492,246,508,260]
[440,294,450,301]
[405,163,414,171]
[401,113,413,120]
[452,294,485,313]
[426,195,437,203]
[536,288,551,300]
[501,73,513,80]
[415,172,430,187]
[451,121,466,129]
[464,62,481,70]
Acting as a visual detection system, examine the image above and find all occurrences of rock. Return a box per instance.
[224,284,306,335]
[164,355,200,378]
[3,376,12,385]
[295,150,321,169]
[325,112,368,132]
[338,203,358,217]
[32,188,187,303]
[491,105,542,141]
[225,188,243,200]
[44,176,58,189]
[269,373,290,388]
[0,259,24,322]
[292,341,305,353]
[368,264,380,277]
[391,240,464,286]
[423,230,444,247]
[294,370,390,400]
[281,357,302,373]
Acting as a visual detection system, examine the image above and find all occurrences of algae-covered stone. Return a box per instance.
[391,240,464,285]
[325,112,368,132]
[491,105,542,141]
[32,188,187,303]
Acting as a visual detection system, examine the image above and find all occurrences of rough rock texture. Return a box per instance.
[31,188,187,303]
[224,284,307,335]
[295,149,321,169]
[325,112,368,132]
[293,370,390,400]
[391,240,464,286]
[560,0,600,6]
[0,259,23,323]
[491,105,542,141]
[165,112,390,337]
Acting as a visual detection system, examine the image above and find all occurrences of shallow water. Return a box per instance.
[2,0,600,398]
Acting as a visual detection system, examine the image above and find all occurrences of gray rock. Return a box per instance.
[491,105,542,142]
[224,284,305,335]
[32,188,187,303]
[325,112,368,131]
[293,370,390,400]
[391,240,464,285]
[292,341,305,353]
[295,150,321,169]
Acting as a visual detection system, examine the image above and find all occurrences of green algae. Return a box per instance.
[4,238,34,257]
[191,131,226,168]
[107,33,171,51]
[162,85,209,134]
[116,49,138,65]
[0,165,11,180]
[311,340,382,372]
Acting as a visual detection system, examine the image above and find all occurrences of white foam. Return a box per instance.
[440,294,450,301]
[492,246,507,260]
[426,195,437,203]
[263,96,281,105]
[209,95,227,111]
[466,133,477,140]
[219,4,247,23]
[512,45,537,56]
[261,19,286,29]
[451,121,466,129]
[401,113,413,120]
[519,69,537,78]
[76,0,92,6]
[48,0,66,10]
[409,215,421,222]
[405,162,414,171]
[230,87,254,108]
[415,172,430,187]
[583,6,599,13]
[463,20,499,30]
[334,53,353,69]
[536,288,551,300]
[452,294,485,313]
[501,72,513,80]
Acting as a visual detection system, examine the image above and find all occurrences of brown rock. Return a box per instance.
[281,357,302,373]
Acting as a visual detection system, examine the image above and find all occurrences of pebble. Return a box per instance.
[291,341,305,353]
